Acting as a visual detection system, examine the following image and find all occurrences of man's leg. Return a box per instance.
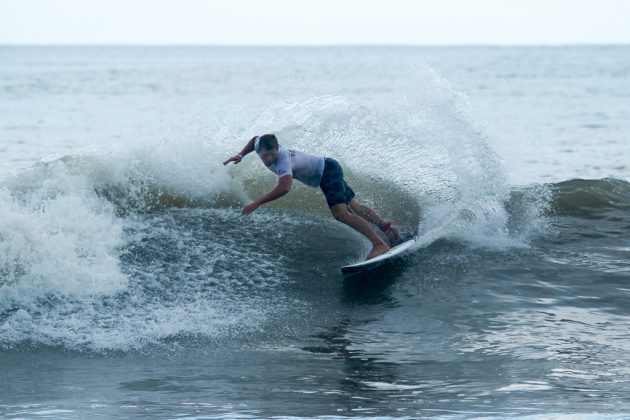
[348,199,401,244]
[330,203,389,260]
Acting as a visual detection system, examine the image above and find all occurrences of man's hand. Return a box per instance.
[241,201,259,216]
[223,155,243,165]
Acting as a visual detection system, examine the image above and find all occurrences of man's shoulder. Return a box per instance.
[273,147,292,175]
[277,146,292,160]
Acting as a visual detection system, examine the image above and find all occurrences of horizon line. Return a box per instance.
[2,42,629,48]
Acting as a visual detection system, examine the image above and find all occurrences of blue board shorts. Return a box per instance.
[319,158,356,207]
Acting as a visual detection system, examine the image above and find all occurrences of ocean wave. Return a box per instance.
[0,70,553,351]
[549,178,630,218]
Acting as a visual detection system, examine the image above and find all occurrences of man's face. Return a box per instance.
[258,147,279,167]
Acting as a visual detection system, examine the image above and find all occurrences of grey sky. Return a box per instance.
[2,0,629,45]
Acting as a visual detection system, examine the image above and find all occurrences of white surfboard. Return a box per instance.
[341,237,416,274]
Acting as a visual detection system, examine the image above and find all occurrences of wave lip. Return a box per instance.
[551,178,630,218]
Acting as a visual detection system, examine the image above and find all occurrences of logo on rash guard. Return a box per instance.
[289,149,297,157]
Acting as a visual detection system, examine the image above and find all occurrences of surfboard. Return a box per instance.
[341,237,416,274]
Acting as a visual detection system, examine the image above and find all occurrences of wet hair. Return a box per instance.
[258,134,278,151]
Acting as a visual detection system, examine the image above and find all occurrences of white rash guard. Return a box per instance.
[255,137,325,188]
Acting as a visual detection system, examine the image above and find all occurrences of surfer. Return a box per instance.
[223,134,401,260]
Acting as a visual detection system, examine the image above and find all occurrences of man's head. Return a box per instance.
[256,134,279,167]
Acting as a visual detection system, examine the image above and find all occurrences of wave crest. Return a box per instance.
[551,178,630,218]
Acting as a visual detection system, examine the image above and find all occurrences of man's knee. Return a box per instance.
[330,204,350,222]
[349,199,368,213]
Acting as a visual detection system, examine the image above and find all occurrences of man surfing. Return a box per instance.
[223,134,401,260]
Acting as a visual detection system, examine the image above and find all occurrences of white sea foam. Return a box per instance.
[0,177,126,305]
[497,381,553,392]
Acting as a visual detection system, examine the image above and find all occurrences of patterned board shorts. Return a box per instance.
[319,158,356,207]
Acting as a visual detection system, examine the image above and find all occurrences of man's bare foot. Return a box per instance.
[384,224,401,245]
[366,242,390,260]
[378,220,402,245]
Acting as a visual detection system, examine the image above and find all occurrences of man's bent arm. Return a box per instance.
[242,175,292,215]
[256,175,293,205]
[239,136,257,157]
[223,136,257,165]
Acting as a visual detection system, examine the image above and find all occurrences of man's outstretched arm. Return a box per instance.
[223,136,257,165]
[242,175,293,215]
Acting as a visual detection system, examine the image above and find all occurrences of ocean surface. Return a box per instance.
[1,45,629,419]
